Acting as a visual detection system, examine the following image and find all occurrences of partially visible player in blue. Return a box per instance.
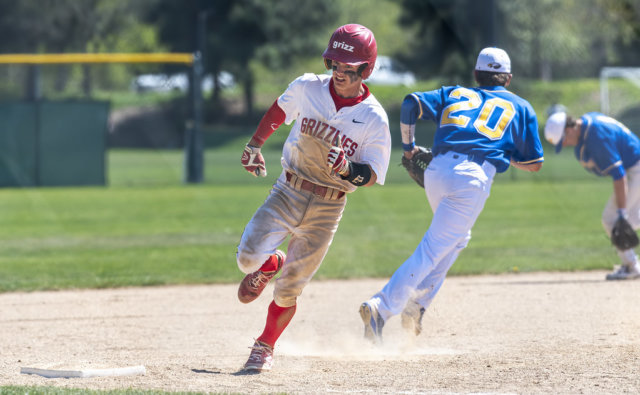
[360,47,544,342]
[545,110,640,280]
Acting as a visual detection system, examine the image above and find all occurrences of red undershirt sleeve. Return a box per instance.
[252,100,286,146]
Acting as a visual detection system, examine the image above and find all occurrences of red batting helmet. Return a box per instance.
[322,24,377,80]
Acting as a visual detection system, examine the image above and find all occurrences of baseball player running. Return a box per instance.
[236,24,391,371]
[360,47,544,342]
[545,110,640,280]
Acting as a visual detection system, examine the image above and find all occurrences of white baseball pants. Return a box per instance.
[369,151,496,321]
[602,160,640,265]
[237,174,347,307]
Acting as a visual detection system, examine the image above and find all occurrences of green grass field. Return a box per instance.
[0,143,618,293]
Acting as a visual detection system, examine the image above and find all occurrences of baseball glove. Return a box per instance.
[401,146,433,188]
[611,215,639,250]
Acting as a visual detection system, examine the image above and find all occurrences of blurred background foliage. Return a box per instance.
[0,0,639,149]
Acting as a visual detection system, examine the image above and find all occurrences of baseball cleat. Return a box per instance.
[401,301,426,336]
[243,340,274,372]
[238,250,286,304]
[605,263,640,281]
[359,302,384,343]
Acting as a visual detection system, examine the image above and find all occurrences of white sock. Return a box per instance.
[617,249,639,267]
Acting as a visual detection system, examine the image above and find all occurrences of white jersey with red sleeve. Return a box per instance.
[276,73,391,193]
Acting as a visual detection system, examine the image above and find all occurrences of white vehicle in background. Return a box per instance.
[130,71,234,93]
[366,56,416,86]
[324,55,416,86]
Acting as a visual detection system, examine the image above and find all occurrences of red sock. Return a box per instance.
[257,300,296,348]
[259,253,279,273]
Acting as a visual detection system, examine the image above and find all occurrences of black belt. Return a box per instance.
[435,149,485,166]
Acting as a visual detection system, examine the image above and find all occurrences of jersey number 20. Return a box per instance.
[440,87,515,140]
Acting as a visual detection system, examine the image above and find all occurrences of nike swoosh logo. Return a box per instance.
[352,119,364,124]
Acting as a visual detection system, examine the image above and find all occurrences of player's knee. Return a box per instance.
[455,232,472,249]
[274,293,298,308]
[236,250,264,274]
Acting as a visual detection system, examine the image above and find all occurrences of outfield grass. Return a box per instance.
[0,144,617,293]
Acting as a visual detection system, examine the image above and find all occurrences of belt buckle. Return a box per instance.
[312,184,325,198]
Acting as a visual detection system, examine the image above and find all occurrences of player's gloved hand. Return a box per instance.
[611,211,639,250]
[327,146,350,176]
[241,144,267,177]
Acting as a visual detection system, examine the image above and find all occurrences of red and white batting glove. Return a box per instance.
[327,146,350,176]
[241,144,267,177]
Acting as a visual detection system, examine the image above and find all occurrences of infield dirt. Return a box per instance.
[1,271,639,394]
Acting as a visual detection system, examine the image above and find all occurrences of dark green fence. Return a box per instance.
[0,101,108,187]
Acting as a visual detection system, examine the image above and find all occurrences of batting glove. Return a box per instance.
[241,144,267,177]
[327,146,350,176]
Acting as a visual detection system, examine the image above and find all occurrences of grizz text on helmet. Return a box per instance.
[322,24,377,80]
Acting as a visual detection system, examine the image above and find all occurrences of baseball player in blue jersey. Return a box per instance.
[545,111,640,280]
[360,47,544,342]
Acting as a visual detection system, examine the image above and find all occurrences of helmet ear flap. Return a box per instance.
[324,58,332,71]
[357,64,367,77]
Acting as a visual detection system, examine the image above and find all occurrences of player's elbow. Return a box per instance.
[400,95,420,124]
[363,168,378,187]
[529,162,543,172]
[513,160,543,172]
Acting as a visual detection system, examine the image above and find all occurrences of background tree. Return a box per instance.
[501,0,593,80]
[607,0,640,66]
[225,0,339,117]
[0,0,161,98]
[148,0,337,119]
[0,0,638,114]
[500,0,640,80]
[398,0,499,84]
[144,0,223,117]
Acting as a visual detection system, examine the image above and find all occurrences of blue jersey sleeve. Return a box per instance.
[510,104,544,165]
[588,129,625,180]
[579,113,632,180]
[400,94,420,125]
[404,89,446,124]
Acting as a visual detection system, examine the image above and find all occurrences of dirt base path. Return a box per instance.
[1,271,639,394]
